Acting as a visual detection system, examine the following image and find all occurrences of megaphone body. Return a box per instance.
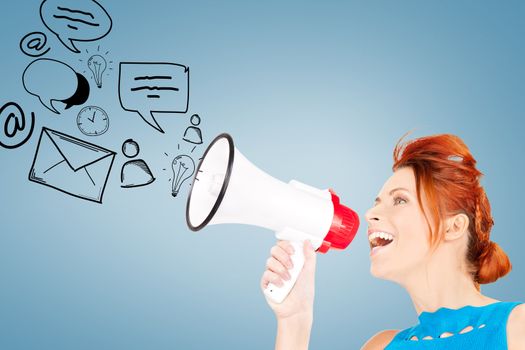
[186,133,359,303]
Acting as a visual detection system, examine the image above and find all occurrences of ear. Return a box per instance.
[444,213,469,241]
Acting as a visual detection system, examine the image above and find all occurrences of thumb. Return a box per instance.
[303,240,317,270]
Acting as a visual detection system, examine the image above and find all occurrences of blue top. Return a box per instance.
[385,301,523,349]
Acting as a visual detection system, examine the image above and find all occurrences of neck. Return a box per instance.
[397,243,496,315]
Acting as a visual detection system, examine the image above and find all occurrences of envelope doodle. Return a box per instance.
[28,128,116,203]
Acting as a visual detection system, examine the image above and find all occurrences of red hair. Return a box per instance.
[392,133,511,290]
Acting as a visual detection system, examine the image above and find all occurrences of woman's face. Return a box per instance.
[365,166,433,281]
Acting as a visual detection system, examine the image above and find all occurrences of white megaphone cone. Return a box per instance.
[186,133,359,304]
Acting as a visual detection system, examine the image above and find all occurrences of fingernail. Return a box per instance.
[287,260,294,269]
[284,272,291,280]
[287,247,295,255]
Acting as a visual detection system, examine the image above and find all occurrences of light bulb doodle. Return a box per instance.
[171,155,195,197]
[163,141,202,198]
[87,54,107,88]
[80,46,113,88]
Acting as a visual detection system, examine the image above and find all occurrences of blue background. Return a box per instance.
[1,1,524,349]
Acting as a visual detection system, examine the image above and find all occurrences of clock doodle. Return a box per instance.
[77,106,109,136]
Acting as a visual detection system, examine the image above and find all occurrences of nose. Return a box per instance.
[365,205,381,224]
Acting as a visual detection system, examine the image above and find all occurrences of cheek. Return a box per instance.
[394,209,431,250]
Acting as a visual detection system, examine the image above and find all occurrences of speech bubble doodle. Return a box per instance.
[118,62,190,134]
[22,58,90,114]
[40,0,112,54]
[0,102,35,149]
[19,32,51,57]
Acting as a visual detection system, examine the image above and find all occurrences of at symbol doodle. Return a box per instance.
[19,32,51,57]
[0,102,35,149]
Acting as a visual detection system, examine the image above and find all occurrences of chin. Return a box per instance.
[369,261,396,281]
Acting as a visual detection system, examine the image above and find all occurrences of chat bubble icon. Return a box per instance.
[40,0,112,53]
[118,62,190,134]
[22,58,90,114]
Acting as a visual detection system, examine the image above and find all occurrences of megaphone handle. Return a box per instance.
[264,240,305,304]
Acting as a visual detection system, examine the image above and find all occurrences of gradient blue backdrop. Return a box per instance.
[1,1,524,349]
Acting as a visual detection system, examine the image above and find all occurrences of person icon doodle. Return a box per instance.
[120,139,155,188]
[182,114,203,145]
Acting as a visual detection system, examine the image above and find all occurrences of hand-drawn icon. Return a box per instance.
[120,139,155,188]
[77,106,109,136]
[118,62,190,133]
[182,114,203,145]
[39,0,112,54]
[170,154,195,197]
[88,55,106,88]
[19,32,51,57]
[23,58,90,114]
[79,46,113,88]
[28,127,115,203]
[0,102,35,149]
[163,143,200,195]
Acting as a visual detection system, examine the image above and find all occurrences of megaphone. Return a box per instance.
[186,133,359,304]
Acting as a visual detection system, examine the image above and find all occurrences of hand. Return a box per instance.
[260,240,317,320]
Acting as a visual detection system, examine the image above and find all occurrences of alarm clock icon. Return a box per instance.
[77,106,109,136]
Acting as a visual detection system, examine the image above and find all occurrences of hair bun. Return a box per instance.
[477,241,512,284]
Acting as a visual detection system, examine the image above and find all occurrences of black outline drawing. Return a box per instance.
[28,127,115,203]
[22,58,90,114]
[40,0,112,54]
[77,105,109,136]
[170,154,195,197]
[61,73,90,109]
[120,139,155,188]
[163,140,202,197]
[122,139,139,158]
[182,114,203,145]
[87,54,106,88]
[0,102,35,149]
[79,46,114,88]
[19,32,51,57]
[118,62,190,134]
[186,133,233,231]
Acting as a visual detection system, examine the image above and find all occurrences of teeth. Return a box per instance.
[368,231,394,243]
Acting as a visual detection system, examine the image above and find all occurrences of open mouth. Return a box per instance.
[369,231,394,250]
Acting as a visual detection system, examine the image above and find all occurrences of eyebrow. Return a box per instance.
[374,187,411,204]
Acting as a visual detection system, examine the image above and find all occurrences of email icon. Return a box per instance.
[28,128,116,203]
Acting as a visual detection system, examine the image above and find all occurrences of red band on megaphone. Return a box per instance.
[317,190,360,254]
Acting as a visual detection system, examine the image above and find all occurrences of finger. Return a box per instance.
[270,245,294,269]
[302,240,317,272]
[304,240,317,260]
[277,240,295,255]
[261,270,284,290]
[266,257,292,281]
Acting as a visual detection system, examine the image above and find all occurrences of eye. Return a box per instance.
[393,196,407,205]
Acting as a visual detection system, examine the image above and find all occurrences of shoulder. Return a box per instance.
[507,303,525,350]
[361,329,399,350]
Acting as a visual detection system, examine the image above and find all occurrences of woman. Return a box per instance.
[260,134,525,349]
